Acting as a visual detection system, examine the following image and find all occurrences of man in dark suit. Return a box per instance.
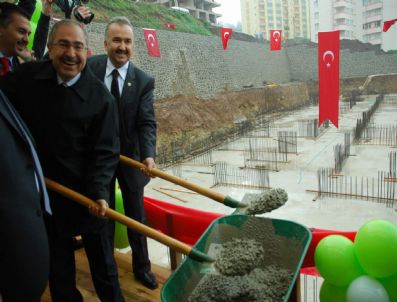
[0,19,124,301]
[88,16,158,289]
[0,90,51,301]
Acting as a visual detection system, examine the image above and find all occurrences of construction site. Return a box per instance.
[146,77,397,300]
[36,62,397,301]
[39,9,397,301]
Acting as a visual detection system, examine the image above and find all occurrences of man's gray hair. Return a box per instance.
[105,16,133,40]
[48,19,89,47]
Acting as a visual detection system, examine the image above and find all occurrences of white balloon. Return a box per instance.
[347,276,390,302]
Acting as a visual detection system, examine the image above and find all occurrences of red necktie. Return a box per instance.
[0,57,10,76]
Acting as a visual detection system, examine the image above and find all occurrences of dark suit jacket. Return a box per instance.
[88,55,157,190]
[0,90,49,299]
[0,60,120,235]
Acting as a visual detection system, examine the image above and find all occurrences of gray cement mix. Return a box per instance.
[244,188,288,215]
[187,266,293,302]
[185,218,301,302]
[214,238,265,276]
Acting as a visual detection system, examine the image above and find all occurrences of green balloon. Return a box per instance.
[379,273,397,302]
[114,185,129,249]
[315,235,364,286]
[28,0,42,50]
[355,219,397,278]
[320,281,347,302]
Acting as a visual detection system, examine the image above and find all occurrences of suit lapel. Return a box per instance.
[0,93,30,143]
[0,94,20,131]
[88,55,107,82]
[120,62,136,103]
[98,56,107,81]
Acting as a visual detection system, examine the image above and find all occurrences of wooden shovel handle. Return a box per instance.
[120,155,226,203]
[44,178,193,257]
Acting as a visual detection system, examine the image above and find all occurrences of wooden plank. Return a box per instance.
[41,249,171,302]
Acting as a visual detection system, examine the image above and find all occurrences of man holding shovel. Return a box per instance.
[88,16,158,289]
[0,19,124,301]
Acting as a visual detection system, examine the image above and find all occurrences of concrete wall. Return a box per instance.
[86,23,290,99]
[286,44,397,81]
[132,29,292,99]
[85,22,397,100]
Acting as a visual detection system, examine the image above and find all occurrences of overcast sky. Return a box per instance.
[213,0,241,25]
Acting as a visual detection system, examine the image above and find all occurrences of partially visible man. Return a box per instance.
[0,0,53,69]
[0,89,51,302]
[0,3,51,301]
[0,2,31,73]
[88,16,158,289]
[0,19,124,301]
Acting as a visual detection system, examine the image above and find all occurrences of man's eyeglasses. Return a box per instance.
[51,41,88,52]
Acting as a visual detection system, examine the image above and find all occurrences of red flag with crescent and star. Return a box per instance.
[270,30,282,51]
[165,23,175,30]
[221,28,232,50]
[143,28,161,57]
[383,18,397,32]
[318,31,340,128]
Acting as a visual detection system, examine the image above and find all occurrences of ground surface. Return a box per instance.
[144,92,397,301]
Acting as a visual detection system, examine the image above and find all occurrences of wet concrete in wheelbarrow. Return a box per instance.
[188,265,293,302]
[187,213,301,302]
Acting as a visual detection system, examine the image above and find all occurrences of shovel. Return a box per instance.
[119,155,248,209]
[44,177,215,263]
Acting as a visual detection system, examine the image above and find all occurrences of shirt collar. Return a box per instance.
[57,73,82,86]
[106,58,129,81]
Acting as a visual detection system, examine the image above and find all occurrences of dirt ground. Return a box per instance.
[155,82,309,151]
[154,75,397,154]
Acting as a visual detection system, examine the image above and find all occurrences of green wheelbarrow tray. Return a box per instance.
[161,214,312,302]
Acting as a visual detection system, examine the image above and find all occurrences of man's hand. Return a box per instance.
[17,48,36,62]
[88,199,108,217]
[141,157,156,177]
[72,5,92,21]
[42,0,53,17]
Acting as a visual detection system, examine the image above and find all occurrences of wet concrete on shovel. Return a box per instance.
[244,188,288,215]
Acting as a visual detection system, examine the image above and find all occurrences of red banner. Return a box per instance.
[221,28,232,50]
[143,28,161,57]
[318,31,340,128]
[270,30,282,51]
[383,18,397,32]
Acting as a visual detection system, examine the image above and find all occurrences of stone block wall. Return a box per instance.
[85,23,290,99]
[84,22,397,100]
[286,44,397,81]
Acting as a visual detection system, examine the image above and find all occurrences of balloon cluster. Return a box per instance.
[315,220,397,302]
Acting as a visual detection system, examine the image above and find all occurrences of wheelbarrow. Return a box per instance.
[120,155,311,300]
[161,214,311,302]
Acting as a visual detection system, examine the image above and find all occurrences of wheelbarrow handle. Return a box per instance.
[119,155,246,209]
[44,178,214,263]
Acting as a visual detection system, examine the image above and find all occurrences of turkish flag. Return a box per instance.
[165,23,175,30]
[318,31,340,128]
[221,28,232,50]
[270,30,282,51]
[383,18,397,32]
[143,29,161,57]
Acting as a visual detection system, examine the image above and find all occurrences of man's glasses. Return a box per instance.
[51,40,88,52]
